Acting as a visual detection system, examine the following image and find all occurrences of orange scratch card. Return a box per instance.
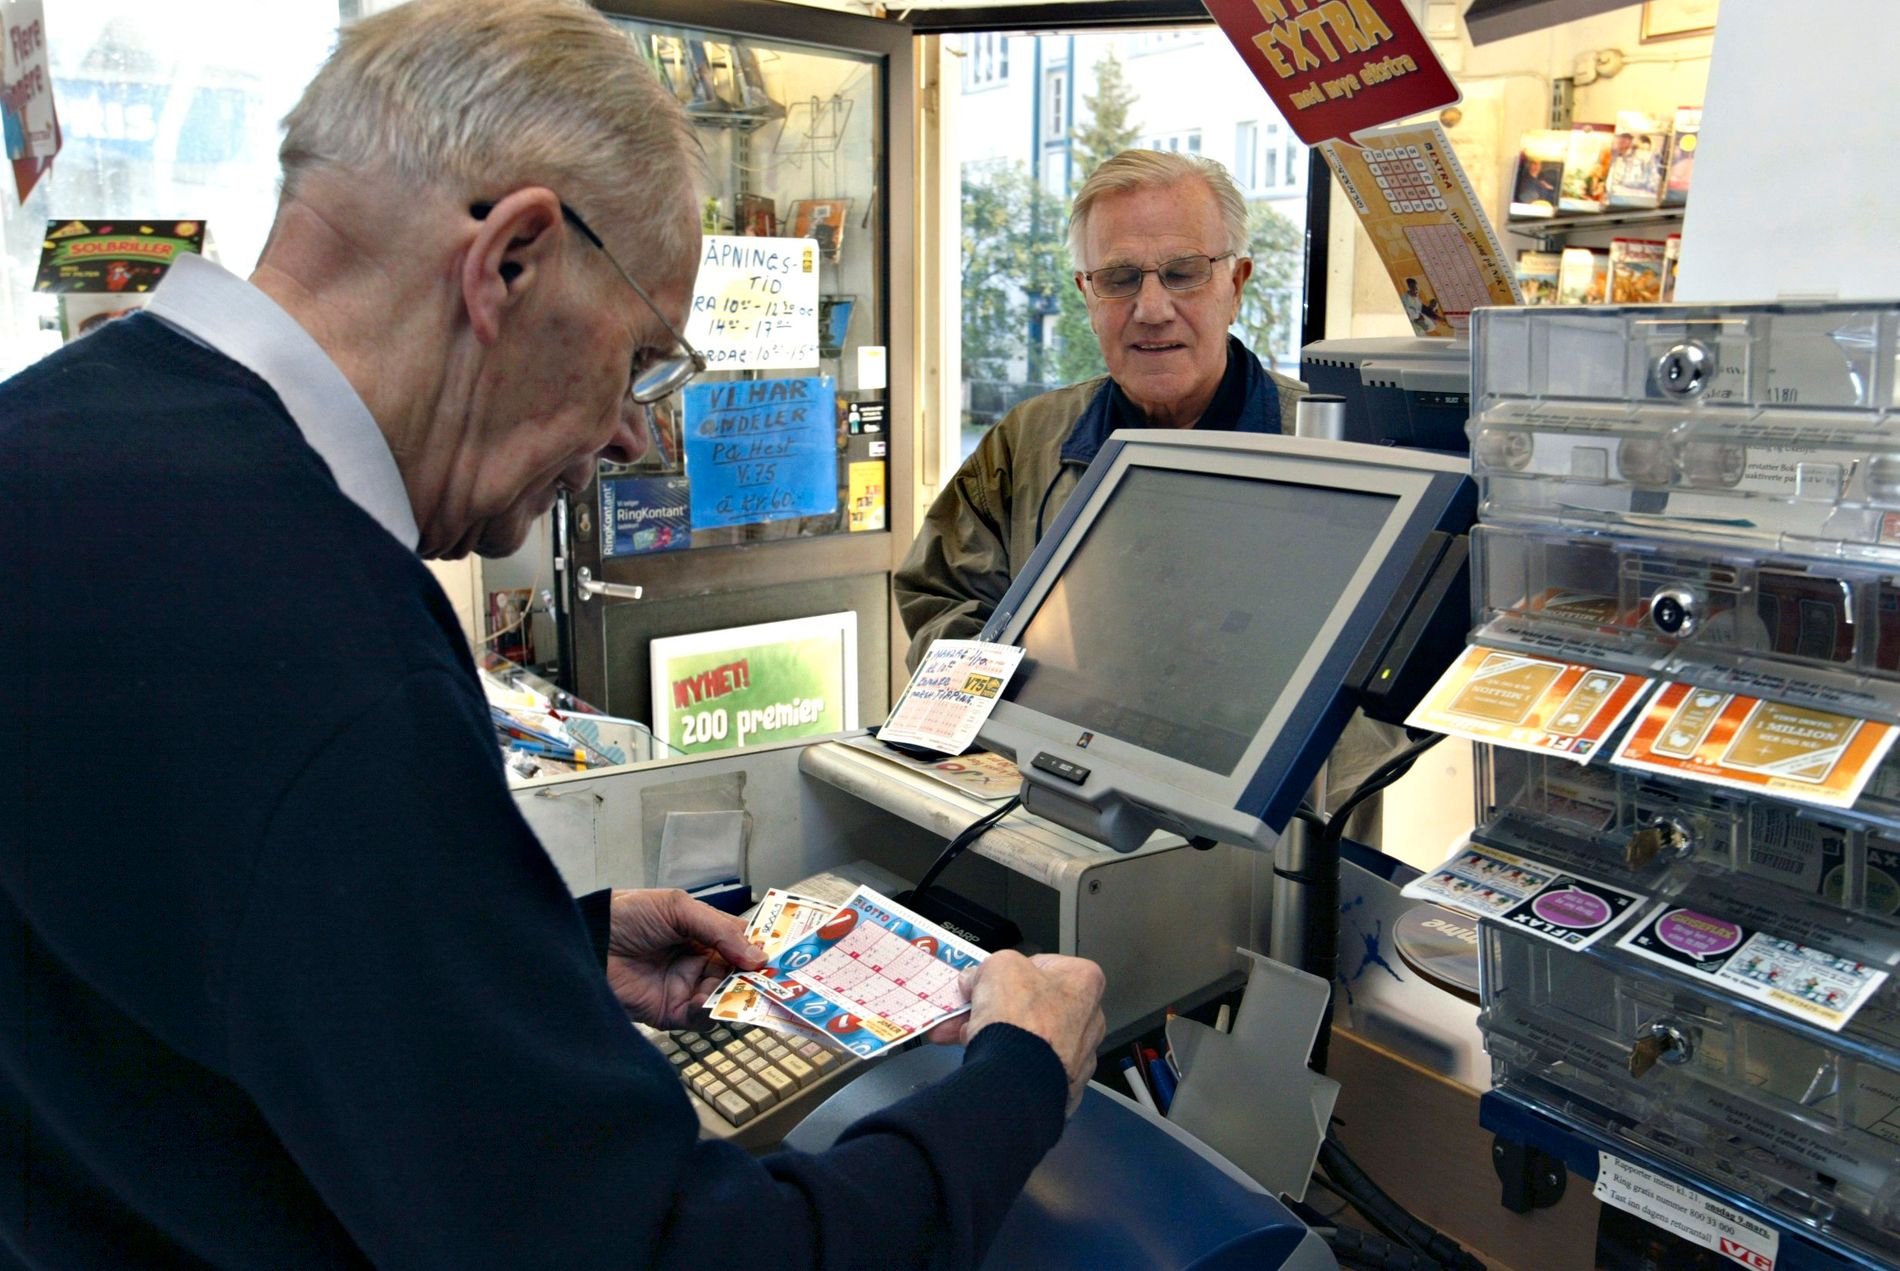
[1406,645,1652,762]
[1611,683,1899,809]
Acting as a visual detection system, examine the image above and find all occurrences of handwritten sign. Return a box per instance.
[880,640,1026,756]
[1201,0,1458,147]
[3,0,59,201]
[683,234,820,370]
[683,375,838,529]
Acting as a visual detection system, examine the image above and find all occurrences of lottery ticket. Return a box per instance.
[1617,904,1890,1032]
[738,887,988,1057]
[704,890,838,1040]
[1404,841,1644,950]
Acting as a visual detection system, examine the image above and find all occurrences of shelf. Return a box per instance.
[1506,207,1685,239]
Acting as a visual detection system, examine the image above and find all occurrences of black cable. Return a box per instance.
[1319,1136,1485,1271]
[911,795,1023,901]
[1307,732,1444,1071]
[1319,1226,1447,1271]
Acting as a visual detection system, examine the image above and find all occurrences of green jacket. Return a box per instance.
[895,345,1308,669]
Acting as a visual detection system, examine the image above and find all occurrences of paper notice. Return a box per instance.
[1407,645,1651,763]
[1611,682,1900,809]
[878,639,1025,756]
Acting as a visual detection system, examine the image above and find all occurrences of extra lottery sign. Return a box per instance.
[1200,0,1459,146]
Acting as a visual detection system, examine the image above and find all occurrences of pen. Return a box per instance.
[1119,1057,1158,1114]
[509,739,587,766]
[1144,1046,1176,1112]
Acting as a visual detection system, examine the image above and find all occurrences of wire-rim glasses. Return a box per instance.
[1081,251,1237,300]
[470,199,707,405]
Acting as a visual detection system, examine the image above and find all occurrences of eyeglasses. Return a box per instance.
[1080,252,1237,300]
[470,199,707,404]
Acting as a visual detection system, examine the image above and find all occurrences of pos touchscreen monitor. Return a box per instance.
[975,430,1471,854]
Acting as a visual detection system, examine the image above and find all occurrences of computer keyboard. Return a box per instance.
[641,1018,865,1151]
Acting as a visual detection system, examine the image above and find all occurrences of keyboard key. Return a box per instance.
[759,1067,795,1098]
[653,1035,681,1056]
[691,1071,726,1099]
[712,1089,755,1125]
[778,1053,815,1086]
[684,1038,713,1056]
[735,1076,777,1110]
[709,1028,733,1044]
[743,1056,771,1077]
[806,1048,837,1070]
[681,1062,705,1081]
[666,1050,691,1068]
[713,1058,738,1077]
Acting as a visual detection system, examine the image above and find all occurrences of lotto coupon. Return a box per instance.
[1406,645,1652,762]
[705,890,839,1043]
[1611,682,1899,809]
[1617,904,1890,1032]
[1403,842,1642,950]
[738,887,987,1057]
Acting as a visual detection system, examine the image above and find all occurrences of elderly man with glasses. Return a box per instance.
[896,149,1310,666]
[1,0,1106,1267]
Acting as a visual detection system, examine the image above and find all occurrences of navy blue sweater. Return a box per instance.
[0,316,1066,1268]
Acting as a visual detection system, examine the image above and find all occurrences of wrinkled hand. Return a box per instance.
[940,950,1106,1115]
[605,889,765,1029]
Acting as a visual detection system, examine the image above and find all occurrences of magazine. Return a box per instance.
[1509,130,1569,218]
[1515,250,1561,305]
[737,193,777,237]
[1557,246,1602,305]
[1558,124,1615,214]
[1665,107,1700,206]
[1607,111,1670,209]
[790,197,853,263]
[1608,238,1667,304]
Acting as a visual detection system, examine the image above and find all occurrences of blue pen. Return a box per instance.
[1145,1049,1176,1112]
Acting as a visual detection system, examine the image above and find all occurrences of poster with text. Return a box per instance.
[1200,0,1458,147]
[683,234,820,370]
[650,612,857,754]
[683,375,839,530]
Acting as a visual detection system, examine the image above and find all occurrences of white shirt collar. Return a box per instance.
[144,253,421,550]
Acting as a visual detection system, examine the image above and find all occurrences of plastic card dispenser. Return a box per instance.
[1164,950,1340,1203]
[1465,302,1900,1265]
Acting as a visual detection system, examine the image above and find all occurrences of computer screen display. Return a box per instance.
[1004,466,1399,775]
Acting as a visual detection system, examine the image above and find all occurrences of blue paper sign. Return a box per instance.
[683,376,839,529]
[601,475,692,556]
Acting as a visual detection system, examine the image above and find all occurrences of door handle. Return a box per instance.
[575,567,644,602]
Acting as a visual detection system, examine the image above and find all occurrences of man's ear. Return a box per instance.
[1229,255,1254,318]
[462,189,564,345]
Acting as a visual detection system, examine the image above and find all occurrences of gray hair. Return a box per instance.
[280,0,702,276]
[1067,150,1251,271]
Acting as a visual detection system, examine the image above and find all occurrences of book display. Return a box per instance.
[1505,107,1701,306]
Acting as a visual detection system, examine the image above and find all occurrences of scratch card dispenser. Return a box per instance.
[1616,904,1890,1032]
[1407,644,1652,762]
[1612,683,1900,810]
[1404,841,1643,950]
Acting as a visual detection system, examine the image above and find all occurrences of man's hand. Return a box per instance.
[604,889,765,1029]
[943,951,1106,1115]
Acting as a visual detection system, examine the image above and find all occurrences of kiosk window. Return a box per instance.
[1007,467,1396,774]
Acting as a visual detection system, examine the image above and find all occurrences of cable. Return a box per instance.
[1318,1226,1447,1271]
[1307,731,1444,1071]
[1319,1136,1485,1271]
[911,795,1023,901]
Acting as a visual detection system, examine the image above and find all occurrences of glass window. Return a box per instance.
[0,0,345,379]
[1045,71,1066,140]
[966,33,1010,89]
[954,28,1308,459]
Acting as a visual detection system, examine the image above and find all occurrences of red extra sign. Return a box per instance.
[1200,0,1460,146]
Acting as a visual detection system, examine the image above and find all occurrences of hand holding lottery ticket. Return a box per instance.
[960,951,1106,1116]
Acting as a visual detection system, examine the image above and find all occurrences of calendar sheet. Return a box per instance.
[736,887,987,1056]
